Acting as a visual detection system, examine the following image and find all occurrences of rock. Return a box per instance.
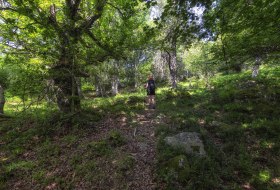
[164,132,206,156]
[166,155,191,181]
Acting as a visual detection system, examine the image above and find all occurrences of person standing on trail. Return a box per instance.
[145,75,156,109]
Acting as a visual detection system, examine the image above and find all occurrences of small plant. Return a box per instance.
[107,130,126,147]
[116,155,135,175]
[87,140,111,156]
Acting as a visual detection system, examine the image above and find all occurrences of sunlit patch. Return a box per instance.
[272,177,280,185]
[242,123,249,128]
[260,141,275,149]
[246,106,253,111]
[0,157,8,162]
[198,118,205,125]
[242,182,253,190]
[259,170,270,182]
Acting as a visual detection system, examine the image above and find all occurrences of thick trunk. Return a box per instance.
[52,57,81,113]
[0,84,5,114]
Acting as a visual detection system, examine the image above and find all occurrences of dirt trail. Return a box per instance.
[87,108,165,190]
[124,109,158,189]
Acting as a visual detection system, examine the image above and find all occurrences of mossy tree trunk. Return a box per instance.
[0,84,5,114]
[47,1,106,113]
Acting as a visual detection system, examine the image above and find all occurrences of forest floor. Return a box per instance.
[1,65,280,190]
[1,105,167,190]
[77,107,164,189]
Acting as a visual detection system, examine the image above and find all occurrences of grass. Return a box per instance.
[1,65,279,189]
[154,65,280,189]
[1,91,139,189]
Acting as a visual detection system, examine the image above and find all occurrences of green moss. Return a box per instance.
[159,155,190,183]
[32,170,46,182]
[87,140,111,157]
[61,135,78,145]
[107,130,126,147]
[117,155,135,174]
[6,161,35,173]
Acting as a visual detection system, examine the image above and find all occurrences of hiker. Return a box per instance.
[145,75,156,109]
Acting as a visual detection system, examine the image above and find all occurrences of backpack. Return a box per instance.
[148,80,155,92]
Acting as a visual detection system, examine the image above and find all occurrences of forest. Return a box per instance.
[0,0,279,189]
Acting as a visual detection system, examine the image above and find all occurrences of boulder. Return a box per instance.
[164,132,206,156]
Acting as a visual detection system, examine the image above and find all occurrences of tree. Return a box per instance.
[204,0,280,72]
[154,0,212,88]
[0,58,8,114]
[0,0,152,113]
[183,41,217,87]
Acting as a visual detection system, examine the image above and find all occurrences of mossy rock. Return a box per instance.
[165,155,191,182]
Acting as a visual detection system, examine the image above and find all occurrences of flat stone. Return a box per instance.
[164,132,206,156]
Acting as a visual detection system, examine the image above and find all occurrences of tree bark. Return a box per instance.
[252,56,261,78]
[47,1,106,112]
[76,77,83,98]
[167,40,177,88]
[51,57,81,113]
[94,75,104,97]
[111,75,119,96]
[0,84,5,114]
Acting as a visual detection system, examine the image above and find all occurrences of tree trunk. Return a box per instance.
[45,79,56,103]
[0,84,5,114]
[52,57,81,113]
[252,56,261,78]
[76,77,83,98]
[167,40,177,88]
[156,51,169,82]
[111,75,119,96]
[94,75,103,97]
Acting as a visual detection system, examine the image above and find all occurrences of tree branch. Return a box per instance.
[49,4,57,23]
[78,0,107,30]
[85,30,124,61]
[86,30,111,53]
[107,2,124,17]
[71,0,82,19]
[0,7,16,11]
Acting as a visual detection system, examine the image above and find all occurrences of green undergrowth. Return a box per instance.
[155,65,280,189]
[0,90,146,189]
[0,108,129,189]
[1,65,279,189]
[82,92,146,116]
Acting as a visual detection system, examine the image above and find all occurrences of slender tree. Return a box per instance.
[155,0,212,88]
